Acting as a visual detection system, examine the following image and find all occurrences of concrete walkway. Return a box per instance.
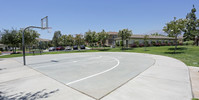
[0,53,193,100]
[189,66,199,99]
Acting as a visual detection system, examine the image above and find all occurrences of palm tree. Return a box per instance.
[118,29,132,50]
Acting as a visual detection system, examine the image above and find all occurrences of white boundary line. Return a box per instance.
[66,57,120,85]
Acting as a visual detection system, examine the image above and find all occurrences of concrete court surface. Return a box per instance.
[0,52,193,100]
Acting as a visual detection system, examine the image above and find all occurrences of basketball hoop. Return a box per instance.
[41,16,47,29]
[22,16,52,65]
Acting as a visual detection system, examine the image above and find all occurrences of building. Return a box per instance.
[0,44,8,51]
[115,35,182,47]
[105,32,118,46]
[36,38,51,42]
[36,38,51,49]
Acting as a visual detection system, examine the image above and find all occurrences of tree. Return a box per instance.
[85,30,97,50]
[74,34,84,47]
[19,29,40,51]
[184,5,199,46]
[66,34,74,46]
[98,30,109,49]
[1,29,21,53]
[118,29,132,49]
[52,31,62,47]
[144,35,149,51]
[59,35,67,46]
[151,32,165,36]
[163,17,186,53]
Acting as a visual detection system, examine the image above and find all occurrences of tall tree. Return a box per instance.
[1,29,20,53]
[118,29,132,49]
[18,29,40,52]
[163,17,186,53]
[85,30,97,50]
[184,5,199,46]
[74,34,84,47]
[98,30,109,49]
[59,35,67,46]
[52,31,62,47]
[66,34,74,46]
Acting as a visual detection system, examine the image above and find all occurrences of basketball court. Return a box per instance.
[12,52,155,99]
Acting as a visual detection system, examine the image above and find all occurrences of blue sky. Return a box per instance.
[0,0,199,39]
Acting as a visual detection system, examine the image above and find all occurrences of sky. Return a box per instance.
[0,0,199,39]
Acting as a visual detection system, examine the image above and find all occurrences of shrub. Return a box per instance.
[170,42,173,45]
[134,40,139,46]
[116,41,120,46]
[0,51,1,55]
[155,43,160,46]
[139,43,144,47]
[165,41,168,45]
[144,41,149,46]
[157,41,162,45]
[130,44,137,48]
[161,43,166,46]
[151,41,156,46]
[178,42,183,45]
[120,41,123,46]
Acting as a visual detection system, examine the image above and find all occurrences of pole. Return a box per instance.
[22,28,26,65]
[22,26,47,65]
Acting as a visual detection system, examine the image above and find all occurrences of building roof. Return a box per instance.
[130,35,175,40]
[108,32,118,35]
[36,38,51,42]
[115,35,178,40]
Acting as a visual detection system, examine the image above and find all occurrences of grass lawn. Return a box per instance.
[0,45,198,67]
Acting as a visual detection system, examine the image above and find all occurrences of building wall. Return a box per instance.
[116,38,175,45]
[0,44,8,51]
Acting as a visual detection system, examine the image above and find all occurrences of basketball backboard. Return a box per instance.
[41,16,48,29]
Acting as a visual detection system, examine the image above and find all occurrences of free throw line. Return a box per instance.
[66,57,120,85]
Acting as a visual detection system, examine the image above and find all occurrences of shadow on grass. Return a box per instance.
[98,49,111,51]
[164,52,185,54]
[120,48,134,50]
[144,50,150,51]
[168,47,187,50]
[0,89,59,100]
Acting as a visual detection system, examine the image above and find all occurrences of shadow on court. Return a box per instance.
[0,89,59,100]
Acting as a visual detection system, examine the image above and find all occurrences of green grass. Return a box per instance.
[1,46,199,67]
[192,98,199,100]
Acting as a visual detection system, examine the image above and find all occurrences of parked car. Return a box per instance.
[73,45,78,50]
[56,47,65,51]
[65,46,72,50]
[80,45,85,49]
[49,47,56,51]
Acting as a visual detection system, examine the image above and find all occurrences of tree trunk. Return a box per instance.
[174,36,177,54]
[15,46,16,53]
[144,43,146,51]
[196,36,199,46]
[92,43,93,50]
